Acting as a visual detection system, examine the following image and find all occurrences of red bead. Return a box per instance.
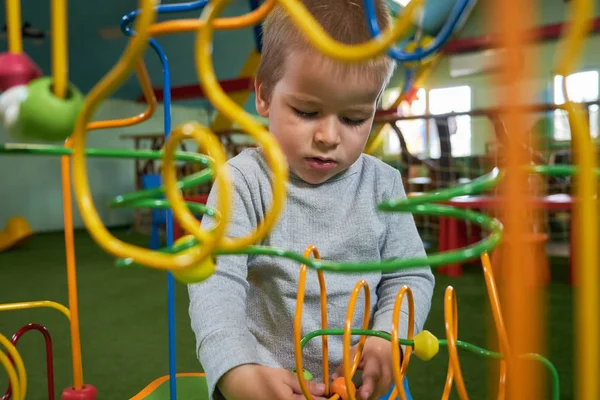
[61,384,98,400]
[0,52,42,92]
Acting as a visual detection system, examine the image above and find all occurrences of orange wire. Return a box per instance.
[390,286,414,400]
[61,138,83,389]
[342,280,371,400]
[493,0,540,396]
[55,8,156,394]
[87,60,156,130]
[317,269,329,396]
[148,0,275,36]
[443,286,468,400]
[386,387,398,400]
[481,252,511,399]
[294,245,322,400]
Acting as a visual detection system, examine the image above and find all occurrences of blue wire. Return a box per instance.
[380,377,413,400]
[248,0,263,52]
[119,2,209,399]
[120,0,209,35]
[147,38,178,400]
[403,377,413,400]
[363,0,475,62]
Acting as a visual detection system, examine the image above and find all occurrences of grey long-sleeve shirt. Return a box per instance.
[188,148,435,399]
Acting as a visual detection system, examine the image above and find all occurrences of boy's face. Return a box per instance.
[255,51,384,185]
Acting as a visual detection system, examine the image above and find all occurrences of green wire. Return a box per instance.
[0,143,574,399]
[0,143,220,217]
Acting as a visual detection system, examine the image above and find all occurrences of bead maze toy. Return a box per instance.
[0,0,598,399]
[0,217,32,252]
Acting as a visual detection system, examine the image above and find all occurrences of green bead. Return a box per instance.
[18,77,84,142]
[292,369,313,381]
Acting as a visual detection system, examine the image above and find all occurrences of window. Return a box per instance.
[428,85,472,158]
[382,88,427,156]
[553,70,599,140]
[381,85,472,158]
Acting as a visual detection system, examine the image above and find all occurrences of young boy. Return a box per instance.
[188,1,435,399]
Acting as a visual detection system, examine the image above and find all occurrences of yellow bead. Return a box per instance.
[412,330,439,361]
[170,235,216,284]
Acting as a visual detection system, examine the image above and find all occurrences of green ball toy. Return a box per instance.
[18,77,84,142]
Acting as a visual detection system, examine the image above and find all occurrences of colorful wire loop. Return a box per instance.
[1,0,598,398]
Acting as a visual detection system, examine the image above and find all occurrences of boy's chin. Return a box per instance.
[292,168,337,185]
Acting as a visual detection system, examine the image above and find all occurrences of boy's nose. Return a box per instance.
[314,118,341,147]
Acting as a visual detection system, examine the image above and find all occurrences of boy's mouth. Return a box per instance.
[305,156,338,171]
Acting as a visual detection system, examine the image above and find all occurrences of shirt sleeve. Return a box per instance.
[371,170,435,343]
[187,165,262,400]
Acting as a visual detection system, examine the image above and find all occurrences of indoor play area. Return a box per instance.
[0,0,598,399]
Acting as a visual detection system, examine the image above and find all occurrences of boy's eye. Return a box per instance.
[341,117,367,126]
[292,107,318,119]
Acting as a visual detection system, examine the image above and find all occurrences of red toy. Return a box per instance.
[0,52,42,92]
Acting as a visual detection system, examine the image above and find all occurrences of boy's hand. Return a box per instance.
[218,364,329,400]
[331,336,398,400]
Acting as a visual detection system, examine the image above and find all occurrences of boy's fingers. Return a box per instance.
[358,376,375,400]
[285,372,327,396]
[307,381,327,396]
[358,360,380,400]
[331,364,344,380]
[332,345,362,380]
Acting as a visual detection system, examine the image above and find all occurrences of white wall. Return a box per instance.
[0,98,209,233]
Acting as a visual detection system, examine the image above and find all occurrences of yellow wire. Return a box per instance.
[0,349,21,400]
[51,0,68,98]
[553,0,598,398]
[5,0,23,53]
[66,0,420,268]
[162,121,231,267]
[71,0,276,270]
[195,0,289,250]
[72,0,213,271]
[276,0,422,62]
[0,300,71,321]
[0,333,27,400]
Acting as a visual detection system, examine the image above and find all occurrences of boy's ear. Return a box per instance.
[254,79,270,118]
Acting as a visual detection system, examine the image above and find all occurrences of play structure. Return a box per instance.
[0,217,32,252]
[0,0,597,399]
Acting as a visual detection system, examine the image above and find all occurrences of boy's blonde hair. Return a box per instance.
[255,0,396,100]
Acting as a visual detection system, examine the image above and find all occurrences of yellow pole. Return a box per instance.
[51,0,68,98]
[5,0,23,53]
[553,0,597,397]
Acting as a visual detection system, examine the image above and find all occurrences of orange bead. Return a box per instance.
[330,377,356,400]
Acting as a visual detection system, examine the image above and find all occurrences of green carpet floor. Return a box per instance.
[0,229,574,399]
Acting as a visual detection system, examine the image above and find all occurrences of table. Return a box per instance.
[436,194,574,284]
